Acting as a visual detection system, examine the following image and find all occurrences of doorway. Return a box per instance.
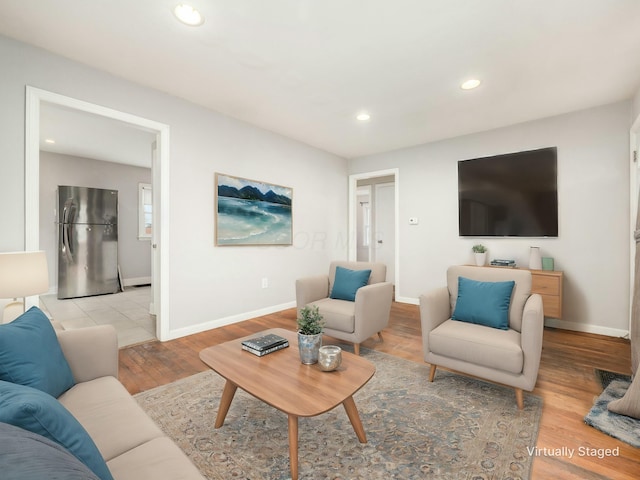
[24,87,171,341]
[348,169,399,295]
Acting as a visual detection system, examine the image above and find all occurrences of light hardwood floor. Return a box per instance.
[119,302,639,479]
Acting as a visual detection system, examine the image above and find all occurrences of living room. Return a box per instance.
[1,3,638,343]
[1,1,640,479]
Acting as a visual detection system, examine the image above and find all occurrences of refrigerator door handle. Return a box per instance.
[62,200,69,224]
[62,223,73,263]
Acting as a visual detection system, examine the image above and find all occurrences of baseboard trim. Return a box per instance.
[395,296,419,305]
[544,317,629,339]
[165,301,297,341]
[122,276,152,287]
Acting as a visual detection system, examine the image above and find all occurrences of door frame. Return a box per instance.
[348,168,399,298]
[630,113,640,333]
[24,86,172,341]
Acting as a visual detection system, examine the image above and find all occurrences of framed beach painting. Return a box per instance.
[215,173,293,246]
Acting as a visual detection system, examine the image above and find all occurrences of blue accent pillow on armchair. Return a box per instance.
[0,306,75,398]
[330,266,372,301]
[451,276,515,330]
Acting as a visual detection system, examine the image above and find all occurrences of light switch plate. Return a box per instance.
[409,217,419,225]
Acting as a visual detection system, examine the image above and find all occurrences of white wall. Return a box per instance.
[0,35,347,336]
[39,152,153,290]
[349,101,633,336]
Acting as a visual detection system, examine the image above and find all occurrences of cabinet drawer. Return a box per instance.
[532,275,560,295]
[540,294,561,318]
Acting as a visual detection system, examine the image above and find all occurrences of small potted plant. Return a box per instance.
[297,305,325,364]
[472,244,487,266]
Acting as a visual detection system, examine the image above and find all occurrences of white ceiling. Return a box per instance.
[3,0,640,160]
[40,104,157,168]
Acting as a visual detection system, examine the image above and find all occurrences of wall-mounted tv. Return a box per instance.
[458,147,558,237]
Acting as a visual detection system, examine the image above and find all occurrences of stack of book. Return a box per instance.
[241,333,289,356]
[490,259,517,268]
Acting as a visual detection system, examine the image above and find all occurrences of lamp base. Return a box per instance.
[2,300,24,324]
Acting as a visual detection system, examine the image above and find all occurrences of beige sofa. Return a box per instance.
[296,260,393,355]
[420,265,544,409]
[56,325,204,480]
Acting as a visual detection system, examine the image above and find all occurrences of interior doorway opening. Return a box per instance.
[24,87,171,341]
[348,169,399,296]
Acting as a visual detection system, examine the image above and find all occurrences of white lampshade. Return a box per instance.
[0,251,49,299]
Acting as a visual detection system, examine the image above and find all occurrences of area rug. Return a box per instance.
[585,374,640,448]
[594,368,630,389]
[135,350,542,479]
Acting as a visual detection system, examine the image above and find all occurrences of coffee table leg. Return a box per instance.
[342,396,367,443]
[215,380,238,428]
[288,414,299,480]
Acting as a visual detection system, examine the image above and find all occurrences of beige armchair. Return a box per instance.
[296,261,393,355]
[420,265,544,409]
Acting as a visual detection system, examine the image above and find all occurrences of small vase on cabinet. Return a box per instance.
[529,247,542,270]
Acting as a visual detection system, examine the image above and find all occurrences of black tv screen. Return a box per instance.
[458,147,558,237]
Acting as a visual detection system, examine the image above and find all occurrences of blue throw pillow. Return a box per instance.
[0,381,113,480]
[0,306,75,398]
[330,266,372,301]
[451,276,515,330]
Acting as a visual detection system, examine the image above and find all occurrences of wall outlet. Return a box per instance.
[261,277,269,289]
[409,217,419,225]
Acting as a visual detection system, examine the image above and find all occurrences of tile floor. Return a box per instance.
[39,286,156,348]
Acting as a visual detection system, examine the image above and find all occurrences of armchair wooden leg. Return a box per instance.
[377,331,384,342]
[428,364,437,382]
[515,388,524,410]
[353,343,360,356]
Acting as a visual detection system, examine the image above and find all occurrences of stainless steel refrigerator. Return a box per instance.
[57,185,120,299]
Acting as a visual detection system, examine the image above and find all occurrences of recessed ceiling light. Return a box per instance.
[356,112,371,122]
[174,4,204,26]
[461,79,481,90]
[45,138,56,144]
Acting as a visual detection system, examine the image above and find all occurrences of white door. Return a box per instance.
[374,182,395,284]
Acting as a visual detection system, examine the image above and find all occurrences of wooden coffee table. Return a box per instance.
[199,328,375,480]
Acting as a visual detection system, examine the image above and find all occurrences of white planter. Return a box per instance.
[475,252,487,266]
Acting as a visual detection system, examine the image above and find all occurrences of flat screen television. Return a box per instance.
[458,147,558,237]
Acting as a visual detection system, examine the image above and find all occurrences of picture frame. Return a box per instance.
[215,173,293,246]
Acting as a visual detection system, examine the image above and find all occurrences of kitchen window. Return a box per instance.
[138,183,152,239]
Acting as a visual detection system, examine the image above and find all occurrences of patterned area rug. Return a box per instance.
[135,350,542,479]
[585,373,640,448]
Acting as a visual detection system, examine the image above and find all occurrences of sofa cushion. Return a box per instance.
[330,266,371,301]
[58,376,164,462]
[106,437,205,480]
[429,319,523,374]
[0,380,113,480]
[0,306,75,397]
[0,421,101,480]
[310,298,355,333]
[451,276,515,330]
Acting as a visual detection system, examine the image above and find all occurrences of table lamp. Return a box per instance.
[0,251,49,323]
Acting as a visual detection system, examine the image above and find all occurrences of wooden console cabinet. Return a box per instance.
[482,265,564,319]
[530,269,563,319]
